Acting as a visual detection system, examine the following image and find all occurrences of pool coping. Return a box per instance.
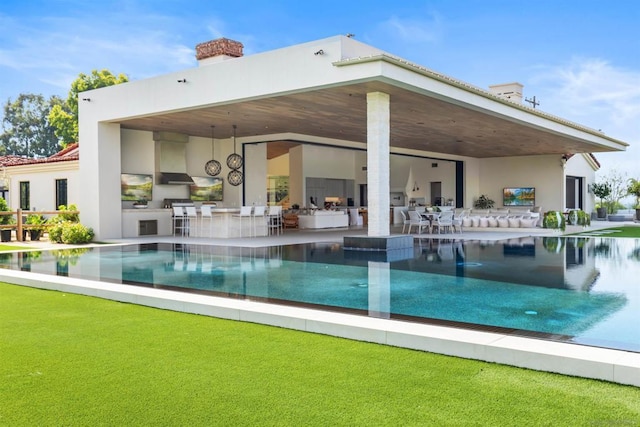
[2,267,638,388]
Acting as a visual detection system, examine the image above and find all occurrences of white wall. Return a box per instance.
[7,162,79,212]
[566,153,597,213]
[477,155,565,212]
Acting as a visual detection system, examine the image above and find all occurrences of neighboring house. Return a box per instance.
[0,143,79,212]
[77,36,628,239]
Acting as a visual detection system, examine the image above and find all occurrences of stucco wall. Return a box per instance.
[477,155,565,212]
[7,163,79,212]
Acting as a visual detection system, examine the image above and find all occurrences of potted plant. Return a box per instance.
[591,182,611,219]
[0,197,14,242]
[543,210,566,231]
[626,178,640,221]
[473,195,495,209]
[26,214,46,241]
[133,198,148,209]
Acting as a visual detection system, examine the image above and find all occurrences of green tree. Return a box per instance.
[0,93,63,157]
[49,69,128,145]
[627,178,640,208]
[600,170,628,214]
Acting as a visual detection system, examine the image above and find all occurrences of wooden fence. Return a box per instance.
[0,209,80,242]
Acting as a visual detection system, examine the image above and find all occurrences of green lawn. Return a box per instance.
[1,283,639,425]
[568,225,640,238]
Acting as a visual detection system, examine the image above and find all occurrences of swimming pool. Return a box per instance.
[4,235,639,353]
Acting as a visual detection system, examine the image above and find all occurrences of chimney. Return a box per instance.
[488,82,523,104]
[195,38,244,65]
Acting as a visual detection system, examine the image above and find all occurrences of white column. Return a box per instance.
[366,92,390,237]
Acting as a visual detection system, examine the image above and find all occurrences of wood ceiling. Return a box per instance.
[118,81,610,159]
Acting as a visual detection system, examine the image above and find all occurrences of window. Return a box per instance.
[19,181,30,210]
[56,179,68,208]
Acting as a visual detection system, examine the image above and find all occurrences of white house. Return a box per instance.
[0,143,79,212]
[77,35,628,240]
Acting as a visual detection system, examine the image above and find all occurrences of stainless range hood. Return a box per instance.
[154,131,194,185]
[159,172,194,185]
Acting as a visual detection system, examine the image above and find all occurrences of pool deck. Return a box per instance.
[2,220,639,387]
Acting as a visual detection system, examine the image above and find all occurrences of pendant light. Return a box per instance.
[204,125,221,176]
[226,124,244,186]
[226,124,243,170]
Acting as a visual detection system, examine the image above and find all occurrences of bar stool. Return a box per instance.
[233,206,253,237]
[185,206,198,236]
[252,206,266,237]
[267,205,282,235]
[200,205,214,238]
[172,206,186,237]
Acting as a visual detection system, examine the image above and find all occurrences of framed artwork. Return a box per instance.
[121,173,153,201]
[503,187,535,207]
[190,176,223,201]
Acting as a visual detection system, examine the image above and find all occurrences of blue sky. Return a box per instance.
[1,0,638,178]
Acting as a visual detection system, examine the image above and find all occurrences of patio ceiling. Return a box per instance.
[118,80,618,159]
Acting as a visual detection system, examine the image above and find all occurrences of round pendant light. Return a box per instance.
[205,125,221,176]
[228,169,243,186]
[226,124,243,170]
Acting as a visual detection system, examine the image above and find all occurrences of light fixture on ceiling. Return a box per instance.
[205,125,221,176]
[412,181,420,192]
[226,124,244,186]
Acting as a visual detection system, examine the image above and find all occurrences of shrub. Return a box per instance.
[57,204,80,222]
[60,223,94,244]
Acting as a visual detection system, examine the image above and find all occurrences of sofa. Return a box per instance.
[459,207,542,228]
[297,210,349,229]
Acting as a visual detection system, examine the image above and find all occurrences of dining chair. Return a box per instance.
[399,210,411,234]
[407,210,429,234]
[432,210,454,234]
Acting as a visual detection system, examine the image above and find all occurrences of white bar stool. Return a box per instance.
[172,206,187,237]
[233,206,253,237]
[200,205,214,238]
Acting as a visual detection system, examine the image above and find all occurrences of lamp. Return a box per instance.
[228,169,243,186]
[226,125,243,186]
[561,154,568,167]
[204,125,221,176]
[226,125,243,170]
[412,181,419,192]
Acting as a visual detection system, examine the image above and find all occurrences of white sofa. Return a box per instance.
[298,210,349,229]
[459,207,542,228]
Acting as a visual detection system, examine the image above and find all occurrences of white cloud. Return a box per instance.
[531,57,640,177]
[378,12,444,44]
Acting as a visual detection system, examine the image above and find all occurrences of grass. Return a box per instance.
[1,283,639,426]
[568,225,640,238]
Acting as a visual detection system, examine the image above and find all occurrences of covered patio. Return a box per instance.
[78,35,628,240]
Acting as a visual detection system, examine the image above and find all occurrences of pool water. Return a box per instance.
[6,236,640,352]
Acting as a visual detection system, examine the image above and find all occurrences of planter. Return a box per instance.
[596,207,607,219]
[29,229,42,241]
[1,229,12,242]
[636,209,640,221]
[133,204,148,209]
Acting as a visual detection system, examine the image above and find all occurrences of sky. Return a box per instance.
[0,0,638,180]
